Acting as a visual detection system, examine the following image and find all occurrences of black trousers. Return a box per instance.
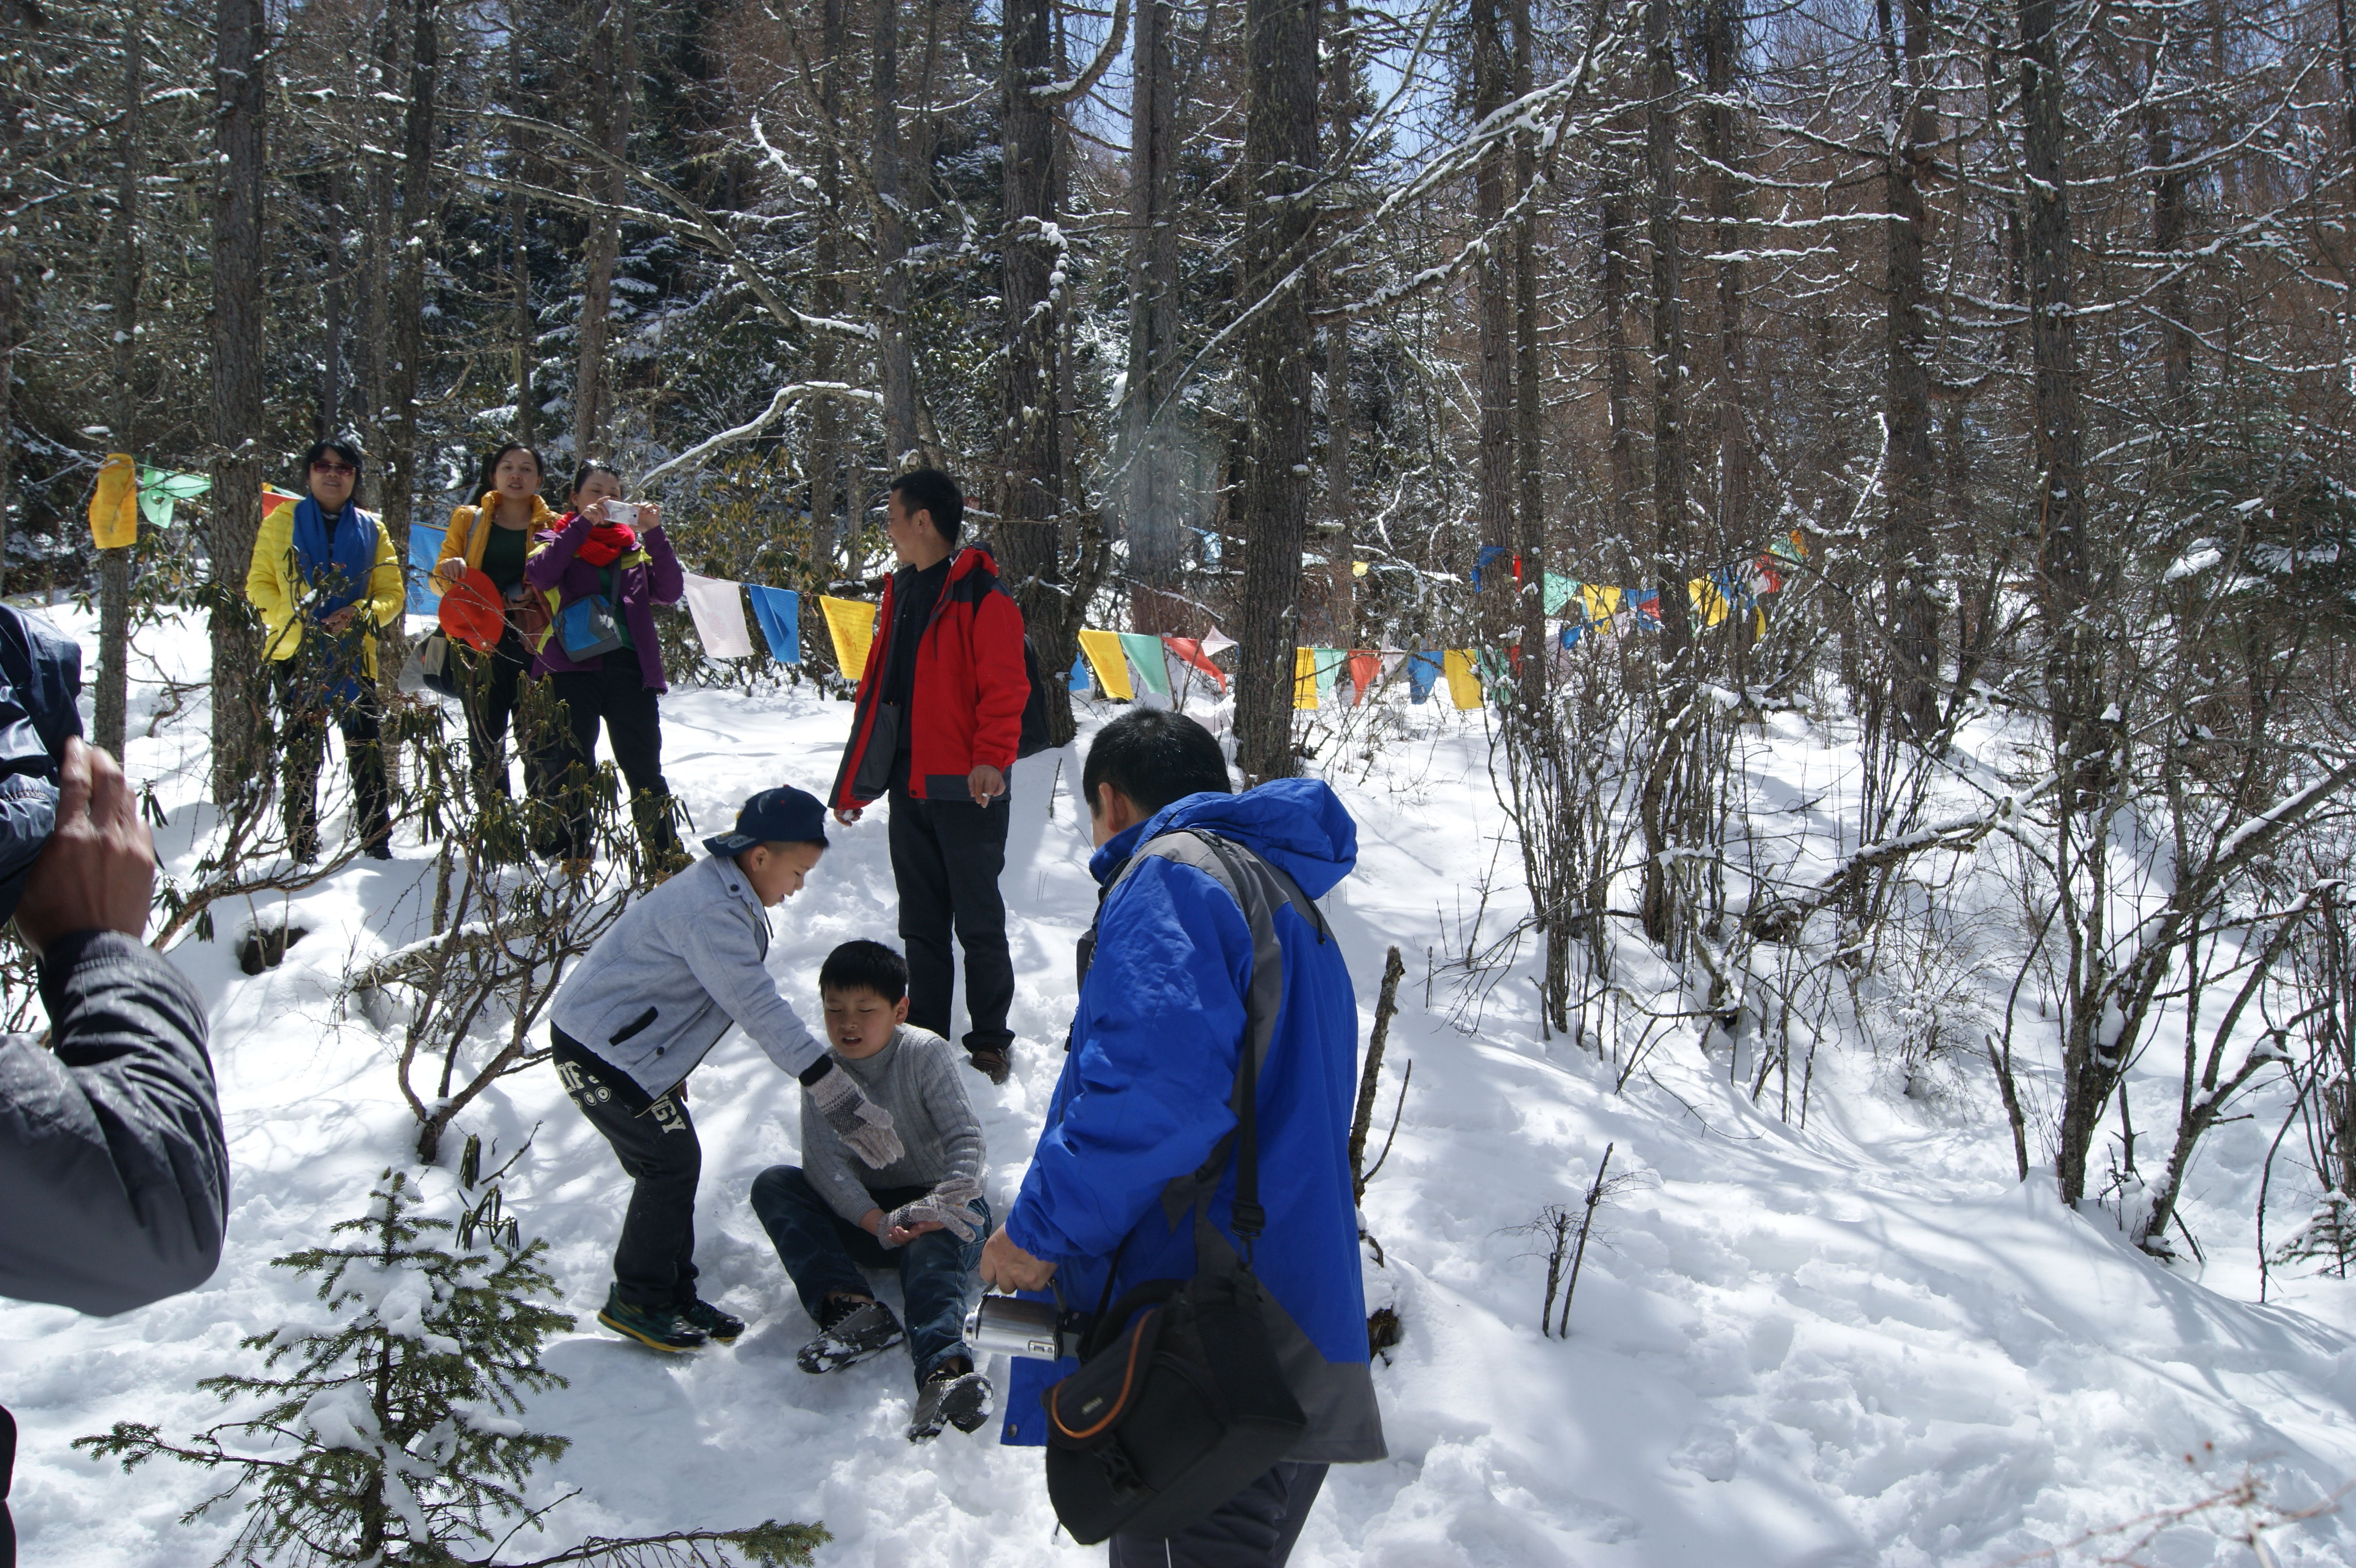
[457,625,538,800]
[534,658,682,862]
[552,1029,700,1309]
[274,661,390,858]
[1107,1462,1328,1568]
[887,778,1013,1055]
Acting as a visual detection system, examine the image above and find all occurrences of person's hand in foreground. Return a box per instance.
[322,604,358,635]
[885,1178,985,1245]
[15,738,156,954]
[980,1227,1056,1292]
[968,764,1005,805]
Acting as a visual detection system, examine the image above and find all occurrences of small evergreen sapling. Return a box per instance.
[78,1166,826,1567]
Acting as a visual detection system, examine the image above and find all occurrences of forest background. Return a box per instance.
[5,0,2356,1265]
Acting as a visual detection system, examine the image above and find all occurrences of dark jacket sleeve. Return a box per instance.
[0,930,228,1315]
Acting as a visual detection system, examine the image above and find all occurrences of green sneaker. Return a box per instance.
[598,1286,706,1353]
[676,1298,745,1344]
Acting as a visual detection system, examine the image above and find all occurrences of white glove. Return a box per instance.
[807,1062,904,1168]
[886,1179,986,1243]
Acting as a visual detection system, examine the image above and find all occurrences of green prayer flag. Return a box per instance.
[135,467,210,530]
[1544,573,1578,616]
[1311,646,1344,696]
[1117,632,1171,695]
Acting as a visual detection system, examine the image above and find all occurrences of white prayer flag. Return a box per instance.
[681,572,755,659]
[1200,628,1238,658]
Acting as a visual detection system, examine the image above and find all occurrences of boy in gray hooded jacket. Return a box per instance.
[549,786,902,1351]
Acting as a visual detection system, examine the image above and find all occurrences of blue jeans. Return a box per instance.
[749,1165,989,1381]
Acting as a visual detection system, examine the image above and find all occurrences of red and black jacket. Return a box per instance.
[830,546,1029,809]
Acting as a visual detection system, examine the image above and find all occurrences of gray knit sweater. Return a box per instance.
[798,1024,985,1227]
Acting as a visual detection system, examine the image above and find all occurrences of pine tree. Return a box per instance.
[78,1168,826,1567]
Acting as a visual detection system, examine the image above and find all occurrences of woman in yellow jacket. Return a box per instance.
[433,443,557,801]
[245,439,402,863]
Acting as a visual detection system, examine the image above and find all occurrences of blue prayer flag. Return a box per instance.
[406,522,445,617]
[748,584,800,663]
[1407,650,1441,704]
[1070,653,1092,694]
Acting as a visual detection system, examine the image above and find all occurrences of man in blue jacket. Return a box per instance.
[980,710,1383,1566]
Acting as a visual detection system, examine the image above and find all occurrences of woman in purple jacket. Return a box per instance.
[526,463,688,873]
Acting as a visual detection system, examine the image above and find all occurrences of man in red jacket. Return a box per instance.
[830,470,1029,1084]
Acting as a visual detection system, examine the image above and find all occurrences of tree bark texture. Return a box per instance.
[208,0,269,806]
[1637,0,1690,946]
[573,0,630,464]
[2018,0,2104,1208]
[379,0,437,686]
[807,0,847,581]
[1881,0,1939,737]
[873,0,919,467]
[1231,0,1321,783]
[506,19,535,450]
[996,0,1078,744]
[1510,0,1543,706]
[1702,0,1749,557]
[1470,0,1514,650]
[1321,0,1358,647]
[97,0,141,760]
[1125,0,1187,634]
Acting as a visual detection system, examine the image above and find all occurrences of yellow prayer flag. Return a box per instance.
[1294,647,1320,710]
[1077,629,1134,700]
[1444,649,1484,710]
[89,453,138,551]
[819,595,878,681]
[1351,560,1369,578]
[1689,577,1729,628]
[1581,583,1622,634]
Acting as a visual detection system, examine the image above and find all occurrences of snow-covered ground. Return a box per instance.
[7,603,2354,1566]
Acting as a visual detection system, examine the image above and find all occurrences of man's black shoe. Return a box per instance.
[675,1298,745,1344]
[796,1298,904,1374]
[966,1044,1011,1086]
[909,1363,993,1441]
[598,1286,706,1353]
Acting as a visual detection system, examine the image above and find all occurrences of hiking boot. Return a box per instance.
[796,1297,904,1375]
[598,1286,706,1353]
[676,1298,745,1344]
[966,1044,1012,1086]
[908,1363,994,1442]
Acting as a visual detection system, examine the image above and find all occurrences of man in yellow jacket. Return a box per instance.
[245,439,402,863]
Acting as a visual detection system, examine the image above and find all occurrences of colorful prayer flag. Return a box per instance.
[135,467,208,530]
[406,522,446,617]
[1690,577,1731,628]
[1078,629,1134,700]
[1293,648,1320,710]
[1581,584,1622,637]
[1165,636,1227,692]
[1544,573,1578,616]
[1310,647,1344,698]
[1117,632,1171,696]
[1346,651,1381,704]
[1069,653,1092,694]
[89,454,137,550]
[748,584,800,663]
[1444,649,1484,710]
[820,595,878,681]
[1407,651,1441,703]
[1200,628,1238,658]
[681,573,754,659]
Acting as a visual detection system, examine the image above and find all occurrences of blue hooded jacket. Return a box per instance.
[0,606,84,925]
[998,777,1385,1462]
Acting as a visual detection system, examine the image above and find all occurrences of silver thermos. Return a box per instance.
[965,1293,1071,1360]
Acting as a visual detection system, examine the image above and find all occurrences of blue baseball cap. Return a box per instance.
[702,786,829,858]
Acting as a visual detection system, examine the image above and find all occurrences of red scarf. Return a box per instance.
[569,513,639,568]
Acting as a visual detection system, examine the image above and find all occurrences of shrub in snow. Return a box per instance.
[77,1167,826,1567]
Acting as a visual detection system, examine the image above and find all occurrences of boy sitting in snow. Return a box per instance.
[549,787,902,1354]
[750,939,992,1442]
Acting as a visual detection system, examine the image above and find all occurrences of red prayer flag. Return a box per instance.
[1347,650,1381,702]
[1165,636,1227,692]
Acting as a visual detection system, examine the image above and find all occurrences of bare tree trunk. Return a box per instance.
[2144,40,2190,428]
[506,16,534,449]
[321,173,346,440]
[96,0,142,759]
[358,2,399,511]
[208,0,269,806]
[873,0,919,467]
[381,0,437,668]
[1510,0,1542,706]
[806,0,847,577]
[1701,0,1749,558]
[1231,0,1321,783]
[1321,0,1358,648]
[995,0,1078,743]
[1637,0,1689,946]
[573,0,630,463]
[1125,0,1186,634]
[2018,0,2103,1209]
[1599,182,1638,547]
[1880,0,1939,738]
[1470,0,1513,649]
